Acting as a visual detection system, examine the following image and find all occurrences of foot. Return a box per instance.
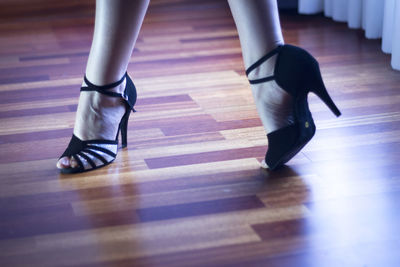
[57,79,127,170]
[247,54,294,169]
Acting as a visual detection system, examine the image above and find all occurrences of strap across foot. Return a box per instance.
[246,45,283,84]
[60,135,118,173]
[80,72,126,97]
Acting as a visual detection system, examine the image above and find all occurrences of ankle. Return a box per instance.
[81,76,127,94]
[245,44,285,85]
[84,67,127,89]
[243,42,284,70]
[247,54,278,81]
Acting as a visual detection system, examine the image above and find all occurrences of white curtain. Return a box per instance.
[298,0,400,71]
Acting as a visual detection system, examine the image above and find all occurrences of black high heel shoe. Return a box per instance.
[59,72,137,174]
[246,44,341,170]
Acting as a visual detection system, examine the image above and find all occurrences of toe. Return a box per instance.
[260,159,269,169]
[57,157,71,169]
[70,157,78,168]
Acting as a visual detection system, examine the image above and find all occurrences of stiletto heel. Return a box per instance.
[246,44,341,170]
[59,72,137,174]
[305,58,341,117]
[313,84,341,117]
[311,80,341,117]
[120,113,129,148]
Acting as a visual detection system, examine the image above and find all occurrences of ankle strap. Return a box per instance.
[245,45,283,84]
[80,72,127,97]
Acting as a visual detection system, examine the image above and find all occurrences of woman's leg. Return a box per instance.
[57,0,149,169]
[229,0,340,169]
[227,0,294,134]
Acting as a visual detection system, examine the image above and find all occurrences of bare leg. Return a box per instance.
[228,0,283,68]
[57,0,149,169]
[228,0,293,135]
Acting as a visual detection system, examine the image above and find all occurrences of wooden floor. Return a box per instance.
[1,0,400,266]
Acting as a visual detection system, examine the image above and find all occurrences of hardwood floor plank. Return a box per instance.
[136,195,265,222]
